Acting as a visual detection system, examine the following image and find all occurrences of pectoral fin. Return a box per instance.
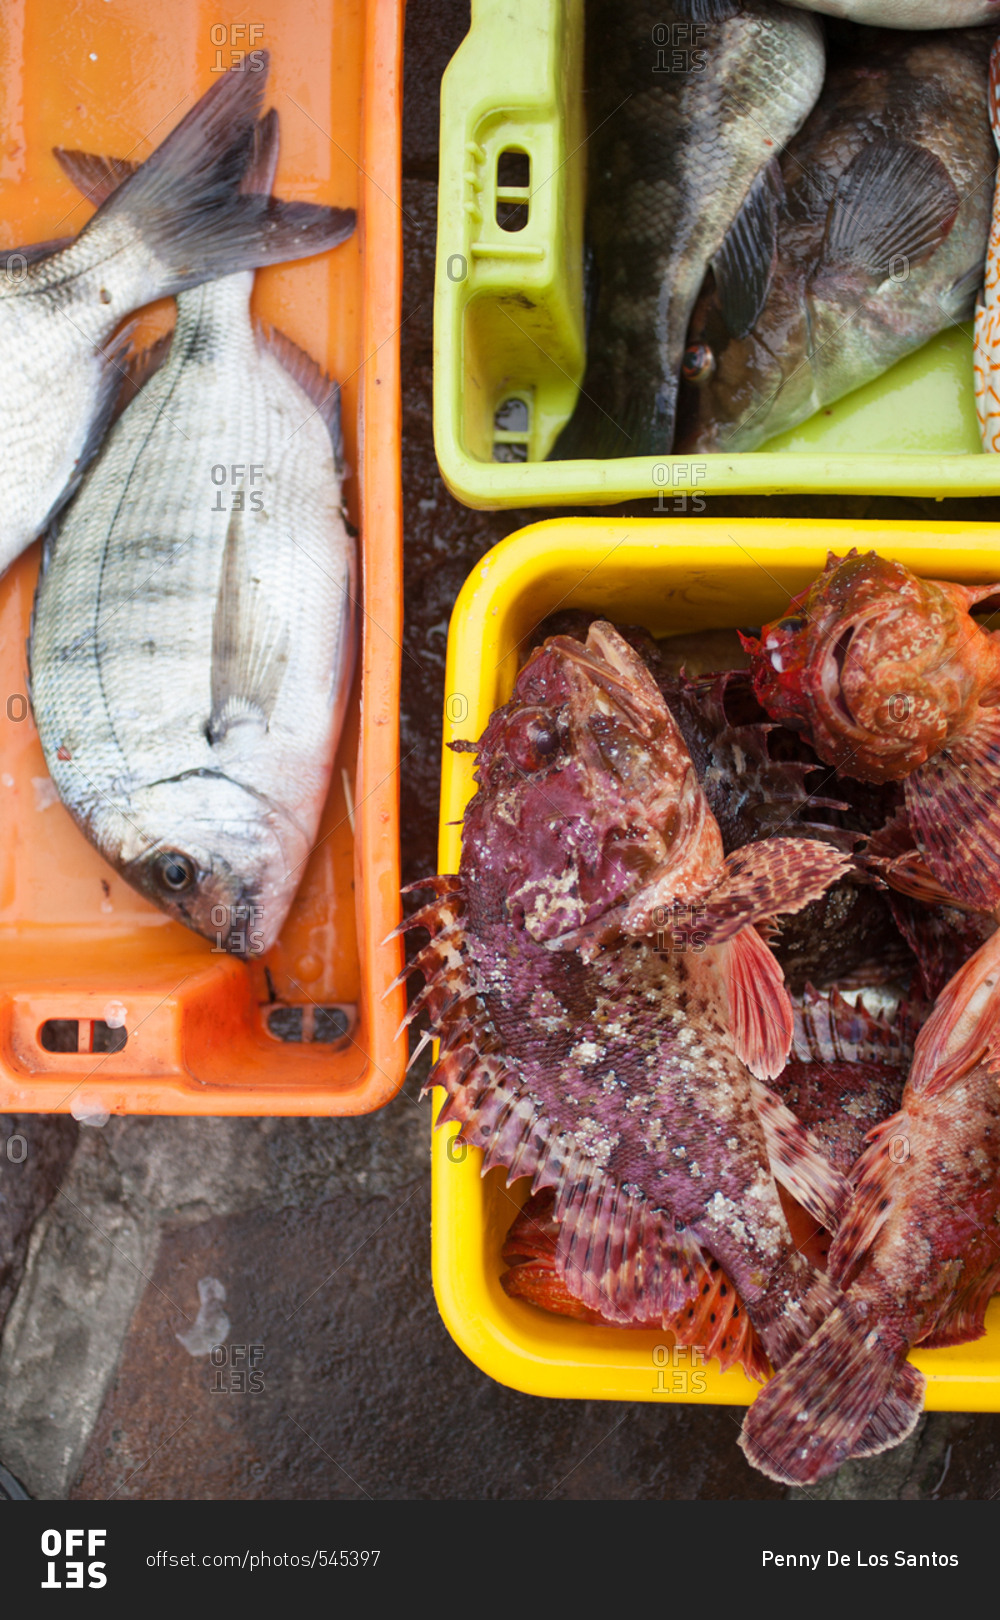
[821,138,959,279]
[208,507,290,748]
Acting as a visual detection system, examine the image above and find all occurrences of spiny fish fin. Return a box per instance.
[672,0,740,18]
[906,707,1000,910]
[208,507,290,747]
[52,148,138,206]
[919,1260,1000,1349]
[696,839,853,946]
[828,1114,903,1282]
[752,1080,851,1234]
[72,64,356,293]
[256,323,343,464]
[711,161,780,340]
[401,874,465,899]
[738,1299,924,1486]
[821,138,959,279]
[722,925,793,1081]
[501,1258,608,1323]
[906,929,1000,1099]
[791,985,917,1070]
[551,1169,703,1327]
[111,329,174,421]
[383,887,465,947]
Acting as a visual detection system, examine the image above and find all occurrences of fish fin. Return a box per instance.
[710,161,780,340]
[74,64,355,291]
[239,107,280,196]
[35,318,139,534]
[722,925,793,1082]
[919,1260,1000,1349]
[940,259,984,324]
[548,378,673,460]
[52,148,138,205]
[501,1257,609,1323]
[828,1112,905,1285]
[838,1359,926,1462]
[792,984,918,1069]
[738,1299,924,1486]
[821,138,959,279]
[111,329,174,420]
[55,106,278,205]
[672,0,740,17]
[696,838,853,945]
[2,235,75,269]
[256,323,343,465]
[905,929,1000,1099]
[208,507,290,747]
[777,1184,830,1274]
[905,707,1000,910]
[752,1080,851,1234]
[501,1209,770,1380]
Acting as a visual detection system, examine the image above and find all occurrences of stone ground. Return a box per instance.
[2,0,1000,1502]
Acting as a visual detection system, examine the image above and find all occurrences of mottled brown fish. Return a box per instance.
[742,551,1000,910]
[676,28,997,453]
[741,930,1000,1485]
[400,622,856,1370]
[550,0,824,458]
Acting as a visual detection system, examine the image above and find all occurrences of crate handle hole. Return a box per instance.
[265,1004,353,1044]
[38,1019,127,1054]
[497,149,530,189]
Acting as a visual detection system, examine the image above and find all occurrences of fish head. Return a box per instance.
[744,551,1000,782]
[117,773,307,955]
[674,271,809,455]
[462,621,724,950]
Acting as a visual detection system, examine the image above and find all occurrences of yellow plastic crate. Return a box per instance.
[434,0,998,507]
[432,517,1000,1409]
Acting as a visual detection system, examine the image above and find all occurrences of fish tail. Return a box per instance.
[77,62,354,294]
[738,1298,924,1486]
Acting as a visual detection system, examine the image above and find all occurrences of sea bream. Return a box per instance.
[28,113,356,955]
[0,58,343,581]
[400,623,860,1371]
[741,929,1000,1486]
[675,28,997,453]
[742,551,1000,911]
[549,0,824,458]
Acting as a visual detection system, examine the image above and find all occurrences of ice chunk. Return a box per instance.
[176,1277,230,1356]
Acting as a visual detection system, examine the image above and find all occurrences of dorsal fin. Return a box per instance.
[256,322,343,464]
[791,986,918,1069]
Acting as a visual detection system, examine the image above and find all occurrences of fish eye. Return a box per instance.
[775,616,806,634]
[682,343,715,383]
[152,850,196,894]
[506,707,560,773]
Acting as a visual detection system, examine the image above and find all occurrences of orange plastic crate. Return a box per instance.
[0,0,406,1115]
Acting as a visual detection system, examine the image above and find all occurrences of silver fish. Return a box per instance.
[0,56,343,581]
[28,115,356,956]
[550,0,824,457]
[784,1,999,24]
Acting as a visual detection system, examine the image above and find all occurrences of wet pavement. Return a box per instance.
[2,0,1000,1503]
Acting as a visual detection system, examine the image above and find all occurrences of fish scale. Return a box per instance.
[30,261,355,955]
[0,62,352,580]
[550,0,825,458]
